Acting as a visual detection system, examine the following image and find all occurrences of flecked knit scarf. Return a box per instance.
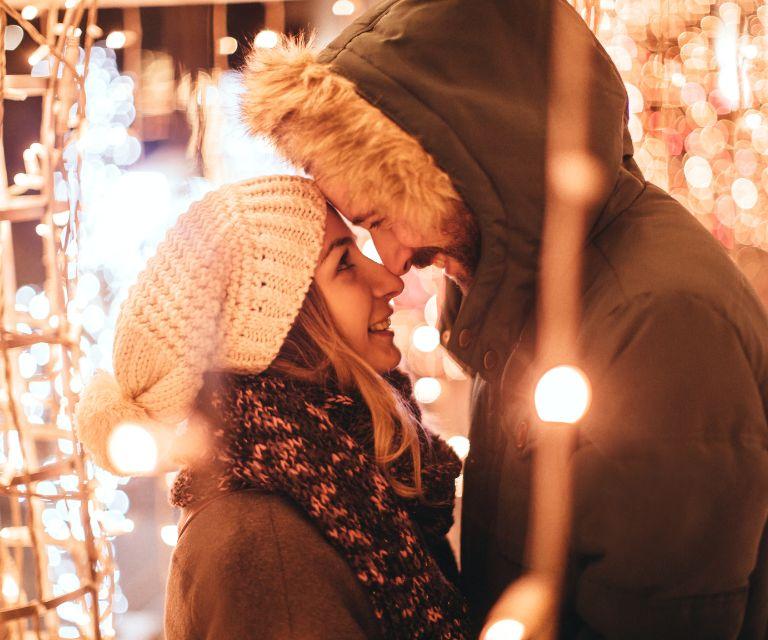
[170,369,469,639]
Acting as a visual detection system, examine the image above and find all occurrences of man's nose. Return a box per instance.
[371,229,412,276]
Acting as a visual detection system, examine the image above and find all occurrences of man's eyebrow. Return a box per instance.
[321,236,354,262]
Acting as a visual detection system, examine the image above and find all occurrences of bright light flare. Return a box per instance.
[4,25,24,51]
[412,325,440,352]
[447,435,470,461]
[27,44,49,66]
[160,524,178,547]
[485,619,525,640]
[414,377,442,404]
[107,423,158,475]
[534,365,591,424]
[21,5,38,20]
[105,31,127,49]
[332,0,356,15]
[218,36,237,56]
[254,30,279,49]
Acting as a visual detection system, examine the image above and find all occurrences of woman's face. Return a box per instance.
[314,208,404,373]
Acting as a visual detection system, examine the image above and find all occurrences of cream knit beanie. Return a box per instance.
[75,175,327,474]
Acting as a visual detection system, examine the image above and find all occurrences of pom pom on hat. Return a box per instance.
[75,371,155,475]
[75,175,327,474]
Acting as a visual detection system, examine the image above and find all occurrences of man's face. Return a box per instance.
[316,176,480,294]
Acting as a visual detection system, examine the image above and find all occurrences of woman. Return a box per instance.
[75,175,468,639]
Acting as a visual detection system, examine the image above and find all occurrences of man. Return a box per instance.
[241,0,768,637]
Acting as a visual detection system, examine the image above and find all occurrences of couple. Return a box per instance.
[76,0,768,638]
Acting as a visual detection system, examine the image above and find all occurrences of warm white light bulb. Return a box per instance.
[105,31,127,49]
[2,574,20,601]
[107,423,158,475]
[27,43,49,66]
[332,0,356,15]
[534,365,591,424]
[218,36,238,56]
[412,325,440,352]
[447,435,470,460]
[160,524,178,546]
[21,5,38,20]
[254,30,279,49]
[485,618,525,640]
[414,377,442,404]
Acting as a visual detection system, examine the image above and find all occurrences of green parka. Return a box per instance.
[316,1,768,637]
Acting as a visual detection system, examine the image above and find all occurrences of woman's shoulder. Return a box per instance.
[166,490,383,640]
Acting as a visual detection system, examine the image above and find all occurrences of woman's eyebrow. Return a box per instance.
[321,236,355,261]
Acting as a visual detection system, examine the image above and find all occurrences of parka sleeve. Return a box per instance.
[570,292,768,639]
[165,492,382,640]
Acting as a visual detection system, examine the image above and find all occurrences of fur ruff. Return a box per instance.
[241,39,462,238]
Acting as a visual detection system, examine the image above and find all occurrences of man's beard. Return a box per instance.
[411,205,481,289]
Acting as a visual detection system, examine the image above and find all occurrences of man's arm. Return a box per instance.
[571,292,768,639]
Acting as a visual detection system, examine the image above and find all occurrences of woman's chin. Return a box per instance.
[367,344,402,374]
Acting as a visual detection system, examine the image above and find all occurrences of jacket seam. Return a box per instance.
[267,499,296,638]
[589,240,629,303]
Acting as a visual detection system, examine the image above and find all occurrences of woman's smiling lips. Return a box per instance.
[368,316,393,334]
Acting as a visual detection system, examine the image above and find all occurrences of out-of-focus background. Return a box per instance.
[1,0,768,637]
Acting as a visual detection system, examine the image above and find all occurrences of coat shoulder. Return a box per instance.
[164,490,382,640]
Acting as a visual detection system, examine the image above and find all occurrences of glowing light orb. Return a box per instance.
[105,31,127,49]
[4,25,23,51]
[27,44,48,66]
[2,574,19,601]
[21,5,38,20]
[684,156,713,189]
[534,365,591,424]
[218,36,238,56]
[414,377,442,404]
[447,435,470,460]
[424,294,439,327]
[732,178,759,210]
[744,112,763,129]
[485,619,525,640]
[412,325,440,352]
[28,293,50,320]
[76,273,101,305]
[107,423,158,475]
[254,30,279,49]
[332,0,356,16]
[160,524,178,547]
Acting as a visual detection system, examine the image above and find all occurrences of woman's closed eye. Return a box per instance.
[336,248,355,273]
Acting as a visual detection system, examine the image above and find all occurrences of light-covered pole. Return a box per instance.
[481,1,606,637]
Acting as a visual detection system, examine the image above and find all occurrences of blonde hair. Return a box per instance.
[269,284,423,499]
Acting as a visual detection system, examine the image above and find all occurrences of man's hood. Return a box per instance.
[241,0,637,379]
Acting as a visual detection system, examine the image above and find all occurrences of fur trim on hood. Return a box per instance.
[240,39,462,238]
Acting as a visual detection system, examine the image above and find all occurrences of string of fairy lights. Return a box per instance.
[1,0,767,636]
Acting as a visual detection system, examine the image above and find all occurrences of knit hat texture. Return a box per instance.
[75,175,327,474]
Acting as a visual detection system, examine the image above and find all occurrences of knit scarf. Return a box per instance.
[170,369,469,639]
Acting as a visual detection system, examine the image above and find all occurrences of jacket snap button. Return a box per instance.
[441,330,451,345]
[458,329,472,349]
[483,350,498,370]
[514,420,529,450]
